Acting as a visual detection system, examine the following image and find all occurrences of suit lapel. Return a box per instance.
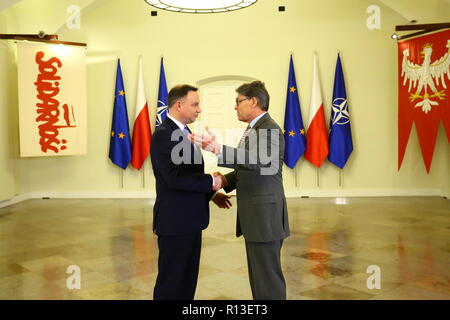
[162,117,180,132]
[252,112,270,130]
[244,113,270,150]
[163,118,203,165]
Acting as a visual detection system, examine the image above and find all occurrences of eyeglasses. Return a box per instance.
[235,97,250,105]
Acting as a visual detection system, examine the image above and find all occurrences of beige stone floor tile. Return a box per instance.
[348,248,404,267]
[23,233,83,249]
[409,274,450,296]
[210,295,235,300]
[330,271,403,295]
[0,240,40,257]
[294,247,348,262]
[299,283,376,300]
[198,265,225,278]
[325,257,395,280]
[133,294,152,300]
[0,248,67,266]
[82,260,155,282]
[202,236,229,247]
[282,255,322,274]
[285,271,331,296]
[70,282,148,300]
[369,284,450,300]
[126,273,157,294]
[18,255,76,272]
[193,285,224,300]
[115,248,158,265]
[0,263,30,278]
[75,254,137,269]
[0,272,64,300]
[288,294,317,300]
[62,243,137,260]
[201,242,248,272]
[196,272,252,300]
[282,235,310,256]
[49,270,119,291]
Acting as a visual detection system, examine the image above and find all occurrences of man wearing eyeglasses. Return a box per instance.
[189,81,290,300]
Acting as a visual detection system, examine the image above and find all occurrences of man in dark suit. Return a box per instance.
[189,81,289,300]
[150,84,231,300]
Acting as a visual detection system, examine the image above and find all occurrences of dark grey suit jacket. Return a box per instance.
[218,113,290,242]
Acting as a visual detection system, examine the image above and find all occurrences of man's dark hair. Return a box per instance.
[168,84,198,108]
[236,81,270,111]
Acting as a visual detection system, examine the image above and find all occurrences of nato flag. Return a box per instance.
[156,57,168,127]
[328,54,353,168]
[109,59,132,169]
[283,55,306,169]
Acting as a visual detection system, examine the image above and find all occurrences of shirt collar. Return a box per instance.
[249,112,267,128]
[167,113,186,131]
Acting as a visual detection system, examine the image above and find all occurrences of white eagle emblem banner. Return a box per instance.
[17,42,87,157]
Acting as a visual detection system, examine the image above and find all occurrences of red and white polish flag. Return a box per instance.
[131,57,152,170]
[305,54,329,167]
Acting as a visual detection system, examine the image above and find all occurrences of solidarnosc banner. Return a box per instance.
[17,42,87,157]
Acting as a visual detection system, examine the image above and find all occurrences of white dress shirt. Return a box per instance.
[217,111,267,156]
[167,113,215,188]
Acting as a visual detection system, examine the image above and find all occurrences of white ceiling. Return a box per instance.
[379,0,450,23]
[0,0,23,12]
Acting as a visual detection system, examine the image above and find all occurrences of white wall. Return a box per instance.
[0,12,19,201]
[1,0,449,200]
[0,43,15,201]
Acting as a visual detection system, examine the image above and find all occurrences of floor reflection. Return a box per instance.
[0,197,448,300]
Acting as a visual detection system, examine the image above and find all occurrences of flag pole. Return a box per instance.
[142,163,145,188]
[295,166,298,187]
[120,168,124,188]
[316,167,320,187]
[339,168,342,187]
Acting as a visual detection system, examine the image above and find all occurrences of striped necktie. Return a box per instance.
[239,125,251,146]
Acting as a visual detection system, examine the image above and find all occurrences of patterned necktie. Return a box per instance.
[239,125,251,146]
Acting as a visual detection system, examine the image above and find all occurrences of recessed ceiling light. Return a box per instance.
[144,0,258,14]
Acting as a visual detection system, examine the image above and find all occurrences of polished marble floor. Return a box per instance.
[0,196,449,300]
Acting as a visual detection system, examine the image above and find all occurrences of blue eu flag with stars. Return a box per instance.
[156,57,168,127]
[109,59,132,169]
[328,54,353,168]
[283,55,306,169]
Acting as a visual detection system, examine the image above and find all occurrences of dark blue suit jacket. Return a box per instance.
[150,117,215,236]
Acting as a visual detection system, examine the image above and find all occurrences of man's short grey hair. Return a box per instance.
[236,81,270,111]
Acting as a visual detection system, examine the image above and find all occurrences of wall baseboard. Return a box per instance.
[283,188,446,198]
[30,191,157,199]
[0,193,32,208]
[0,189,448,209]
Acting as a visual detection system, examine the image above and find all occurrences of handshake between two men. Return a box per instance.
[212,171,228,191]
[211,171,232,209]
[189,126,232,210]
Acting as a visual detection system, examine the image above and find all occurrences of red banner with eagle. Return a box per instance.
[398,29,450,173]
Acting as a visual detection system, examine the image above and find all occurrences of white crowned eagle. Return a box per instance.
[401,40,450,114]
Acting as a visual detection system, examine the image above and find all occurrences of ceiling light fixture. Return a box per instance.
[145,0,257,14]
